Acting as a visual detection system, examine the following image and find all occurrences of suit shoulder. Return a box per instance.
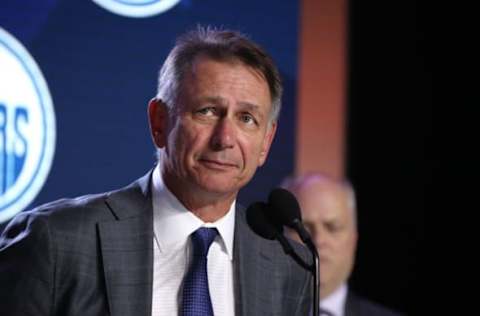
[1,192,112,244]
[33,192,112,223]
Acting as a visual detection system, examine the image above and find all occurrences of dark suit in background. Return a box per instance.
[345,292,403,316]
[0,172,311,316]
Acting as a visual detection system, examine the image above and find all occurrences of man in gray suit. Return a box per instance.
[282,173,403,316]
[0,27,311,316]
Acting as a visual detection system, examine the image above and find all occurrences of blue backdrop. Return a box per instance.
[0,0,299,224]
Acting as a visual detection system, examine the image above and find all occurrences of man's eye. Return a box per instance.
[326,223,342,233]
[197,107,216,116]
[239,113,257,125]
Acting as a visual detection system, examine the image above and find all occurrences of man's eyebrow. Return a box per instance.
[197,97,264,113]
[197,96,226,105]
[238,103,267,121]
[237,102,262,113]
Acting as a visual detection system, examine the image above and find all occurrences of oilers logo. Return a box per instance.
[91,0,181,18]
[0,28,56,223]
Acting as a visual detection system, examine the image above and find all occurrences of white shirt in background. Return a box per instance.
[320,283,348,316]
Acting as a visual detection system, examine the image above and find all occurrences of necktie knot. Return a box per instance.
[191,227,218,257]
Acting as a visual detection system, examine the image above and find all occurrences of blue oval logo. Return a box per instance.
[91,0,181,18]
[0,28,56,223]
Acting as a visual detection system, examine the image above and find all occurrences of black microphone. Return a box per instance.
[267,188,312,244]
[246,201,311,270]
[246,201,281,240]
[267,187,320,316]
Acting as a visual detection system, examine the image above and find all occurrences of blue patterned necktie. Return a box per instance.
[182,227,218,316]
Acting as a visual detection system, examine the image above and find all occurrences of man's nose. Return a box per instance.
[211,117,236,150]
[313,229,327,249]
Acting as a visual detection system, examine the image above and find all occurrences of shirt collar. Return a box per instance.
[320,283,348,316]
[151,164,235,260]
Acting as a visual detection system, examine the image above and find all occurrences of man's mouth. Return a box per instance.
[199,158,238,170]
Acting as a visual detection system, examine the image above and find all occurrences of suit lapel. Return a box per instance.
[98,172,154,316]
[234,207,276,316]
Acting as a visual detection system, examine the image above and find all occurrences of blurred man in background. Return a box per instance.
[282,173,402,316]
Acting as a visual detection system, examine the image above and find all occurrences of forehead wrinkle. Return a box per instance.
[237,102,261,111]
[198,96,227,106]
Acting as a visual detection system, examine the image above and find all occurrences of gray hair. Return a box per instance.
[156,26,283,123]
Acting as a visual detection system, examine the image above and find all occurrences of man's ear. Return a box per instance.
[258,122,277,166]
[148,98,169,148]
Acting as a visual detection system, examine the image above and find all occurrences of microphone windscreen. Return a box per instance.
[268,188,302,227]
[246,202,281,240]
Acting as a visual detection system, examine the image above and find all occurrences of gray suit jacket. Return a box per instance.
[0,172,312,316]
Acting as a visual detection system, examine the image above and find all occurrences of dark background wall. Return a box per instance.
[347,0,428,315]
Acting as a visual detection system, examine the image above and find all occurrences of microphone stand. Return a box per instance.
[305,240,320,316]
[290,220,320,316]
[279,235,319,316]
[276,234,312,271]
[254,189,320,316]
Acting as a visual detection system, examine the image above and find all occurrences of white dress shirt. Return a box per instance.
[320,283,348,316]
[151,165,235,316]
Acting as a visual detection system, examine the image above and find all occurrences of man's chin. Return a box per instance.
[196,178,243,196]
